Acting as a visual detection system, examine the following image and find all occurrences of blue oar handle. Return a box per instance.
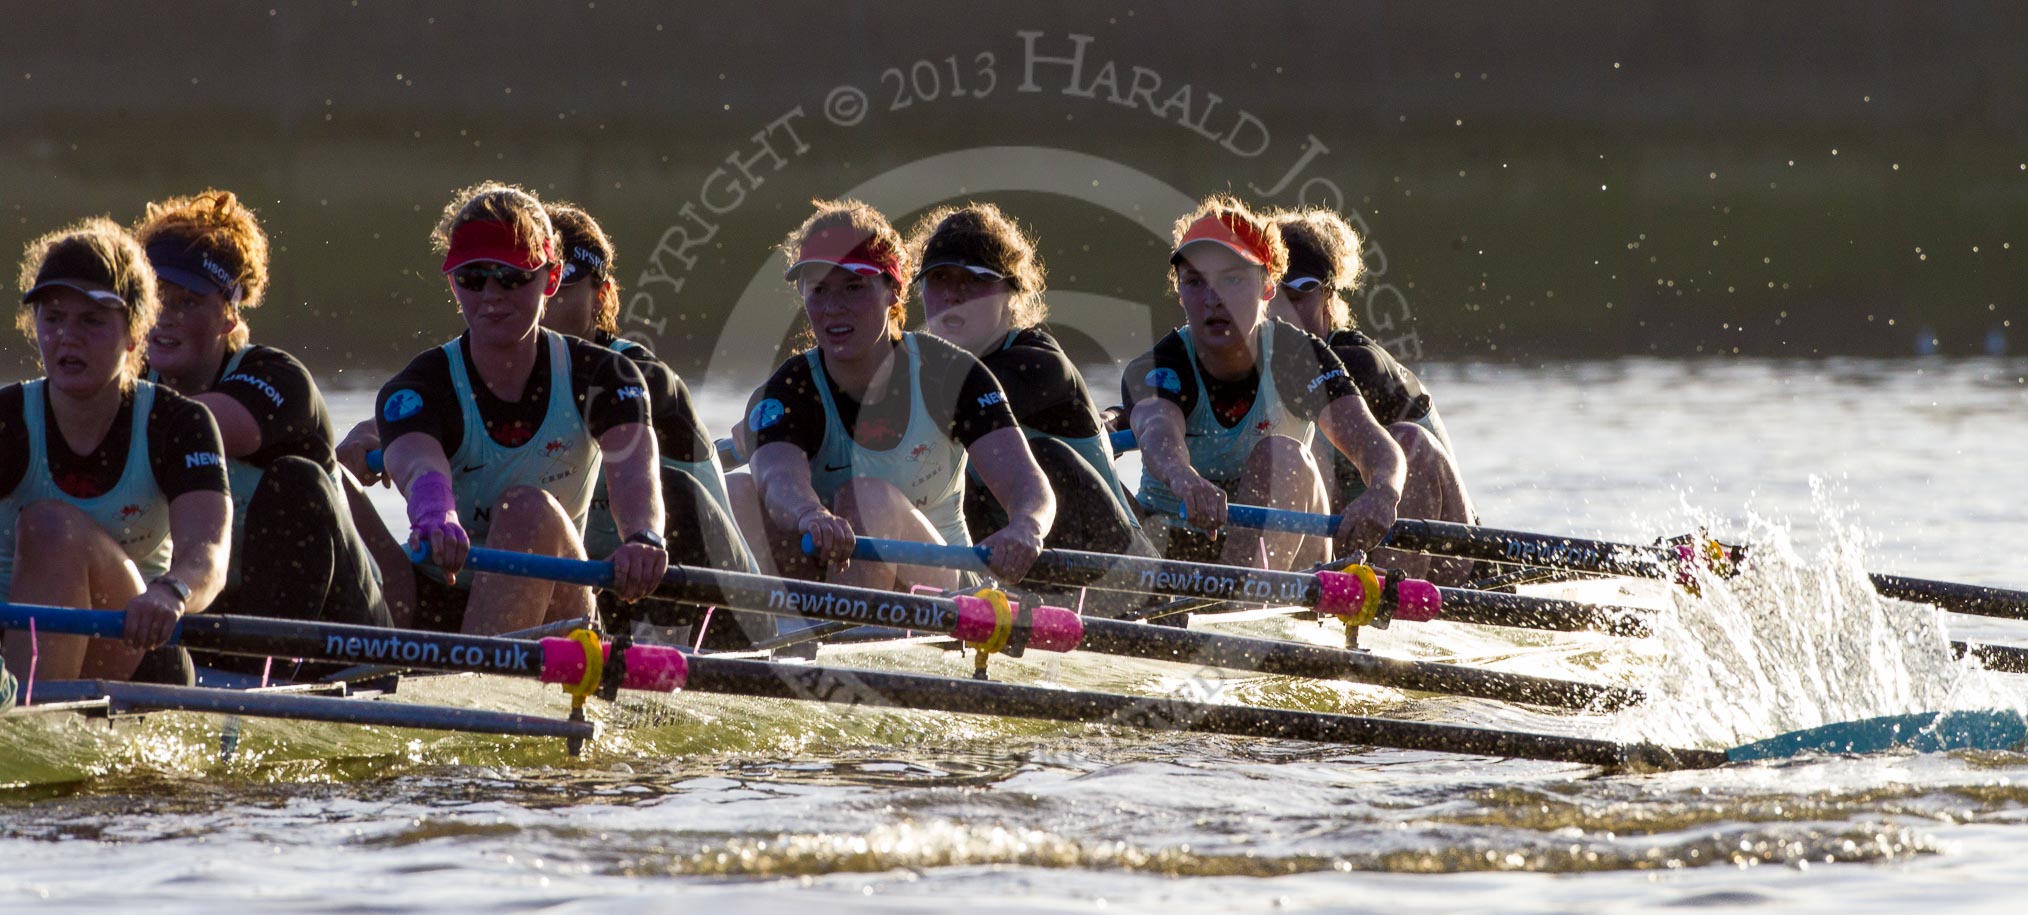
[365,449,385,474]
[1225,504,1344,537]
[0,604,135,641]
[408,542,617,588]
[1108,428,1136,453]
[800,532,992,567]
[715,436,746,470]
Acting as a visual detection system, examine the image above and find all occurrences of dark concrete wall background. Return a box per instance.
[2,0,2022,383]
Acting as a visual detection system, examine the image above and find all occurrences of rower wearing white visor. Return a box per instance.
[904,203,1162,615]
[538,201,760,648]
[1267,207,1476,584]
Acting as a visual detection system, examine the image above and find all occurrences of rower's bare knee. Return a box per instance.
[490,486,571,532]
[1242,435,1321,501]
[15,499,94,552]
[831,477,911,524]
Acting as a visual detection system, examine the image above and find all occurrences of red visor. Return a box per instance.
[784,225,903,287]
[1170,213,1274,269]
[442,220,552,273]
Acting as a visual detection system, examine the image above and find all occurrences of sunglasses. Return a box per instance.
[1281,276,1325,293]
[452,263,548,292]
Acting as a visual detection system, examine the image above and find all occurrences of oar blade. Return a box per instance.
[1727,709,2028,762]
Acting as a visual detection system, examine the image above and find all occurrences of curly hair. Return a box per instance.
[1274,207,1367,332]
[430,180,557,265]
[904,202,1049,328]
[545,201,621,336]
[1168,193,1288,293]
[15,216,159,390]
[133,189,270,350]
[779,199,910,336]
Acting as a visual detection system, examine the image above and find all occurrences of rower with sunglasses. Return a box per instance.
[362,182,666,635]
[136,191,400,659]
[538,202,759,647]
[903,204,1159,587]
[1266,208,1476,584]
[1123,195,1406,578]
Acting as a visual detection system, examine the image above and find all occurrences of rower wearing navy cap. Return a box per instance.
[1267,207,1477,584]
[1123,194,1406,579]
[348,181,667,635]
[0,218,231,682]
[136,191,401,661]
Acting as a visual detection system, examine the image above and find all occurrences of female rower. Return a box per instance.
[731,199,1053,594]
[1268,208,1475,583]
[135,190,402,649]
[0,218,230,682]
[1123,195,1406,572]
[538,202,756,644]
[904,203,1160,601]
[362,182,667,635]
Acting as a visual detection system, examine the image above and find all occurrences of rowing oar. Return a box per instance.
[11,607,2016,768]
[440,546,1640,710]
[1224,504,2028,623]
[834,535,1653,637]
[0,603,688,751]
[709,428,1142,471]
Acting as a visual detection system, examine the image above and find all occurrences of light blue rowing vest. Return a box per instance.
[1135,325,1314,523]
[432,331,601,583]
[0,381,175,601]
[583,338,743,564]
[807,333,970,547]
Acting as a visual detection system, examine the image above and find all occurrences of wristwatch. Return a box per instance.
[624,529,667,550]
[149,574,192,605]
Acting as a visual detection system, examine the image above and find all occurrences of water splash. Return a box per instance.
[1613,480,2011,749]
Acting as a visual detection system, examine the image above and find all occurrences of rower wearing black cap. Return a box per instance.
[903,203,1160,610]
[349,181,668,635]
[1123,195,1406,576]
[1267,207,1476,584]
[729,199,1054,595]
[0,218,230,682]
[136,191,401,658]
[537,201,758,646]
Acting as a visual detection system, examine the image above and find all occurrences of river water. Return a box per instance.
[4,356,2027,913]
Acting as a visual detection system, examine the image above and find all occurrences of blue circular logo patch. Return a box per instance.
[748,397,786,431]
[1146,368,1183,395]
[383,389,424,422]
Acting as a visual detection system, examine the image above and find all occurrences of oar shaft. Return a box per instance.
[679,654,1716,769]
[100,682,594,739]
[847,536,1650,636]
[1071,617,1639,710]
[0,604,687,693]
[455,547,1635,709]
[848,535,1324,606]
